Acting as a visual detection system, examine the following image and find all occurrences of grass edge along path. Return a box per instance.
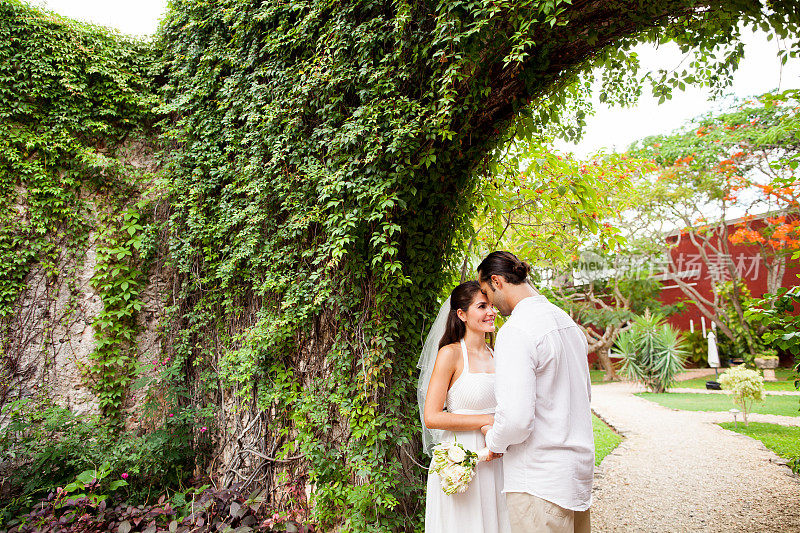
[676,368,797,392]
[636,392,800,418]
[718,422,800,473]
[593,413,622,466]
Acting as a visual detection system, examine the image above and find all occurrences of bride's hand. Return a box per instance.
[479,425,503,461]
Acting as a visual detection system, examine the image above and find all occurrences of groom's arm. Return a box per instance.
[485,324,536,454]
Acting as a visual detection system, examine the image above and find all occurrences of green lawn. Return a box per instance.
[636,392,800,417]
[718,422,800,472]
[674,368,798,392]
[590,369,624,384]
[593,414,622,466]
[590,370,608,384]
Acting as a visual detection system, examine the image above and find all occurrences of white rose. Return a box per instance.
[448,465,474,493]
[442,465,459,485]
[447,445,466,463]
[440,465,454,482]
[447,465,468,484]
[438,463,475,495]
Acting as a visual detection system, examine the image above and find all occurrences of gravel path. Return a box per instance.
[673,368,719,381]
[590,381,800,532]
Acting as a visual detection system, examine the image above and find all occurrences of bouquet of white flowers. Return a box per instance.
[430,442,490,495]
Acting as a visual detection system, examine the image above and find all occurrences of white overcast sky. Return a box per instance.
[36,0,800,158]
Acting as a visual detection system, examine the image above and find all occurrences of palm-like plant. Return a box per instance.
[614,311,687,393]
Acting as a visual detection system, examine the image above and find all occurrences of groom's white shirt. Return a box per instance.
[485,295,594,512]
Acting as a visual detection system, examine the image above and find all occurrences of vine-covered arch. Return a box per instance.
[2,0,799,530]
[156,1,799,528]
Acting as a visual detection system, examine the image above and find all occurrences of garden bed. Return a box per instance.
[674,368,797,392]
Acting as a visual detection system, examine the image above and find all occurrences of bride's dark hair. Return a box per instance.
[438,281,482,350]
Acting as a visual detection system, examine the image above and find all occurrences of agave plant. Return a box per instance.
[614,311,687,393]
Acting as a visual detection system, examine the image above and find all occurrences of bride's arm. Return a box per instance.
[423,345,494,431]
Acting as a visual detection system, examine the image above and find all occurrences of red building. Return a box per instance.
[658,214,800,334]
[578,213,799,368]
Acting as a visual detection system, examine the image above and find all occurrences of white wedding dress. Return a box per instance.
[424,340,511,533]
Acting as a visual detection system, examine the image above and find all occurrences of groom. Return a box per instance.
[478,251,593,533]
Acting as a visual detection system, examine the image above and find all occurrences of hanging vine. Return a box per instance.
[86,201,155,417]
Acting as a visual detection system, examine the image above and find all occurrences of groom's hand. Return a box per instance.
[485,451,503,462]
[481,425,503,461]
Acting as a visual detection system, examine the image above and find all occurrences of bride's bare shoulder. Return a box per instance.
[436,342,461,364]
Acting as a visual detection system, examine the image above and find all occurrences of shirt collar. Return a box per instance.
[510,294,548,317]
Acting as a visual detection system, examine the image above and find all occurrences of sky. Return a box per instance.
[558,30,800,157]
[36,0,800,159]
[37,0,167,37]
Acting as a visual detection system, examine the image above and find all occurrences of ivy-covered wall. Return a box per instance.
[0,1,159,415]
[2,0,799,531]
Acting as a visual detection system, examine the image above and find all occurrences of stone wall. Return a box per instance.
[14,243,103,416]
[1,142,164,422]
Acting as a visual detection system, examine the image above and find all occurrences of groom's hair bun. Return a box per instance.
[513,261,531,279]
[477,251,531,285]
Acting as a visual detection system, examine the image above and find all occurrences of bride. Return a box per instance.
[418,281,511,532]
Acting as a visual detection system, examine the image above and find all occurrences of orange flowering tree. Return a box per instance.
[626,89,800,361]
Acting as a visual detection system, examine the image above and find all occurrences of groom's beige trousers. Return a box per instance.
[506,492,590,533]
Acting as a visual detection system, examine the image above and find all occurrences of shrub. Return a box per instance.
[5,483,314,533]
[746,286,800,357]
[746,285,800,413]
[0,398,200,523]
[718,365,765,426]
[614,312,687,392]
[682,330,712,367]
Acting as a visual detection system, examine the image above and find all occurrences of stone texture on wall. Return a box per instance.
[38,242,102,416]
[2,141,164,421]
[4,210,102,416]
[6,216,169,420]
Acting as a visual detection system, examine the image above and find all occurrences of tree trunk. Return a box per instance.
[597,347,620,381]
